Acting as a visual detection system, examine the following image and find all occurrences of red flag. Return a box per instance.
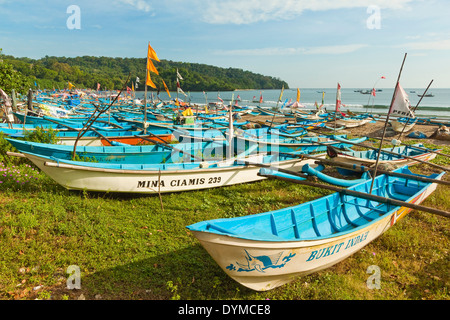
[97,83,100,91]
[381,76,386,79]
[259,92,263,103]
[335,83,341,112]
[371,88,376,97]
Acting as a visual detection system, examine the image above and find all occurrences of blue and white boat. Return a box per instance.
[186,166,445,291]
[17,149,325,194]
[6,138,228,164]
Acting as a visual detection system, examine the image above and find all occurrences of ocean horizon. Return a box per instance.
[135,87,450,119]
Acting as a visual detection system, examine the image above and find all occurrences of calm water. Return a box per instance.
[137,88,450,119]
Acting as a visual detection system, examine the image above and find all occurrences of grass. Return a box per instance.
[0,139,448,300]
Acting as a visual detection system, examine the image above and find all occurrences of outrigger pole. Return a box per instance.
[370,53,407,194]
[258,169,450,219]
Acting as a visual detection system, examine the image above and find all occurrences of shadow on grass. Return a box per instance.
[57,245,252,300]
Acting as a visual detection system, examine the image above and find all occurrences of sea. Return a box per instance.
[136,88,450,120]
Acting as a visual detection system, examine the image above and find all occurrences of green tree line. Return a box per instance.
[1,52,289,93]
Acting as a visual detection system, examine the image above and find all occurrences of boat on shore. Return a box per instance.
[6,138,228,164]
[186,166,445,291]
[17,151,325,194]
[390,117,417,133]
[326,143,440,170]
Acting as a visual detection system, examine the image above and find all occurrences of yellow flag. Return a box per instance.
[296,88,300,102]
[182,107,193,116]
[146,70,157,89]
[162,79,171,98]
[147,43,160,62]
[132,82,135,92]
[204,105,209,114]
[68,82,75,89]
[278,85,284,102]
[147,57,159,75]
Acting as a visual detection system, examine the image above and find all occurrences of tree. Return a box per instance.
[0,49,32,94]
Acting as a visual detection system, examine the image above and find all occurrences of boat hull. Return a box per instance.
[329,145,438,169]
[57,133,175,146]
[22,152,325,194]
[188,172,441,291]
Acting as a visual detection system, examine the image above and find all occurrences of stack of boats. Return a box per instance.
[2,91,448,292]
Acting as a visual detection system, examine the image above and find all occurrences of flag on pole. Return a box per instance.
[131,82,134,92]
[296,88,300,102]
[278,85,284,102]
[162,79,171,98]
[146,70,157,89]
[177,69,183,80]
[176,79,187,97]
[335,83,341,113]
[182,107,193,116]
[68,82,75,89]
[322,91,325,106]
[147,57,159,75]
[371,88,376,97]
[259,91,263,103]
[389,83,414,117]
[127,86,132,94]
[147,43,160,62]
[97,83,100,91]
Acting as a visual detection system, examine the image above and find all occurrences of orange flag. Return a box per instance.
[162,79,171,98]
[146,70,157,89]
[147,57,159,75]
[147,43,160,62]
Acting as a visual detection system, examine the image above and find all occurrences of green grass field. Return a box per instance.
[0,138,448,300]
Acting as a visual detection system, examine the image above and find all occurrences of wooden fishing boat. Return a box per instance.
[55,129,176,146]
[390,117,417,133]
[17,151,325,194]
[186,166,445,291]
[232,128,367,154]
[334,116,372,128]
[6,138,228,164]
[326,143,440,169]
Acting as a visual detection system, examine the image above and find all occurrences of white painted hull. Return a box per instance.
[335,118,371,128]
[390,120,416,133]
[189,182,438,291]
[23,153,325,194]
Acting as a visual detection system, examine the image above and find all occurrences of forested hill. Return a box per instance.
[2,54,289,92]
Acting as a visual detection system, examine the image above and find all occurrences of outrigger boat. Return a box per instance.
[326,143,440,170]
[6,138,228,164]
[390,117,417,133]
[16,149,325,194]
[232,128,367,154]
[186,166,445,291]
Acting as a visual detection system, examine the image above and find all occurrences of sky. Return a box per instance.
[1,0,450,88]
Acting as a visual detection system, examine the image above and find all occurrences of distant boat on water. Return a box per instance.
[418,92,434,97]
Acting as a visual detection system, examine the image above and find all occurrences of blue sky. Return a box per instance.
[1,0,450,88]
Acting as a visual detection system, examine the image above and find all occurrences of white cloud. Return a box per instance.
[118,0,153,12]
[214,44,368,56]
[184,0,414,25]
